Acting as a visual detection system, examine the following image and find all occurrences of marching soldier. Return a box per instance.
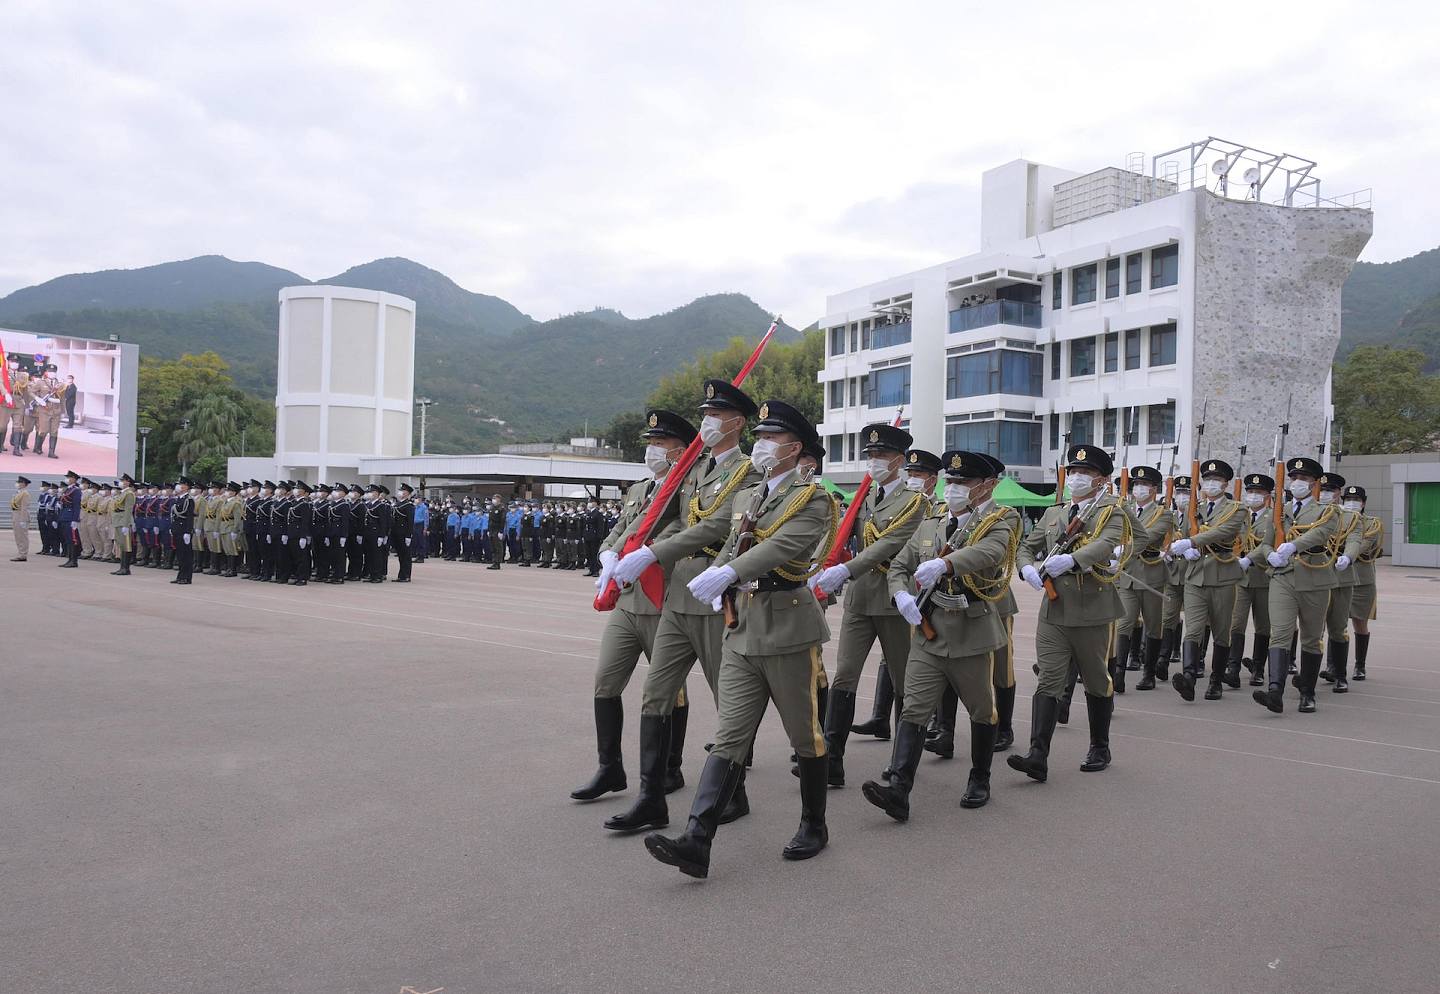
[111,474,136,575]
[1343,486,1383,682]
[1228,474,1276,687]
[1167,459,1246,702]
[1118,466,1171,691]
[572,410,697,804]
[1317,473,1363,692]
[392,483,416,581]
[1251,457,1340,714]
[644,399,833,878]
[809,423,930,787]
[604,380,762,833]
[1157,477,1191,678]
[10,475,32,561]
[171,477,197,584]
[1010,445,1128,782]
[863,449,1021,819]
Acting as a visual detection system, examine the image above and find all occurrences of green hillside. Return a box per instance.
[1340,246,1440,366]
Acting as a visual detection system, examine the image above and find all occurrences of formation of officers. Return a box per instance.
[563,381,1386,881]
[432,497,615,572]
[16,472,421,587]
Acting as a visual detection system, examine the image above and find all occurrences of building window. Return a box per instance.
[866,365,911,408]
[1147,401,1176,444]
[1052,272,1063,310]
[847,433,857,462]
[1151,244,1179,289]
[827,434,843,463]
[1071,410,1095,445]
[828,380,844,410]
[1071,264,1098,305]
[1126,253,1142,294]
[849,323,859,352]
[829,326,845,356]
[946,350,1044,399]
[944,420,1042,467]
[1103,408,1117,447]
[1124,328,1142,369]
[1149,322,1177,366]
[1070,337,1096,377]
[870,320,912,350]
[1050,343,1061,380]
[1105,258,1120,299]
[858,375,868,406]
[1104,332,1118,373]
[1049,413,1060,450]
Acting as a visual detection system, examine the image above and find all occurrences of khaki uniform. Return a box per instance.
[192,494,209,555]
[1230,507,1275,657]
[31,374,63,450]
[639,451,762,715]
[220,496,244,556]
[112,487,135,553]
[1324,506,1364,641]
[80,490,98,557]
[1116,500,1171,639]
[10,487,31,558]
[204,494,222,551]
[1179,494,1246,650]
[1252,498,1339,655]
[98,492,116,557]
[2,374,29,447]
[1349,514,1383,621]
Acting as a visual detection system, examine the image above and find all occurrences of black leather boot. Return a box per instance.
[1155,628,1173,681]
[1204,640,1229,700]
[924,686,958,758]
[822,690,855,787]
[1249,633,1270,686]
[718,766,750,825]
[1253,646,1289,713]
[665,703,688,793]
[1297,650,1322,713]
[860,720,927,822]
[643,754,743,879]
[1112,633,1129,694]
[783,756,829,860]
[1223,634,1243,688]
[1136,636,1163,690]
[816,683,829,729]
[1057,662,1078,723]
[571,697,627,800]
[1127,630,1145,670]
[1353,632,1369,680]
[110,549,131,576]
[603,714,670,832]
[960,721,996,808]
[1329,639,1350,693]
[1007,694,1059,783]
[850,664,893,739]
[1080,693,1113,771]
[993,684,1016,751]
[1173,640,1200,701]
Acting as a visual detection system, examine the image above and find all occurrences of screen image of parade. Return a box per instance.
[1,330,125,477]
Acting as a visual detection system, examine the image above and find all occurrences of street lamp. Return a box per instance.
[139,427,150,481]
[416,397,435,455]
[179,418,191,477]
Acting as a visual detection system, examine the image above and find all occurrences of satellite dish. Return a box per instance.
[1243,167,1260,183]
[1212,160,1230,177]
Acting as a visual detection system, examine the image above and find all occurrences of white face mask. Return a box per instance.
[904,475,927,493]
[1201,479,1224,498]
[1244,492,1266,508]
[867,456,898,481]
[797,464,816,485]
[699,415,729,448]
[1343,500,1363,512]
[644,444,673,476]
[1317,490,1336,505]
[1131,484,1153,502]
[944,483,970,513]
[1290,480,1313,500]
[1066,473,1096,499]
[751,438,790,473]
[1176,493,1190,509]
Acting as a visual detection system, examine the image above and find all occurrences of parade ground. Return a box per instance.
[4,559,1438,994]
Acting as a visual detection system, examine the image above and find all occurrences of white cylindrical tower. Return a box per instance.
[275,285,415,482]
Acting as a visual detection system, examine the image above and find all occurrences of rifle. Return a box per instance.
[1273,395,1292,545]
[1232,425,1249,500]
[1119,407,1138,498]
[1055,421,1072,506]
[1188,397,1208,538]
[721,469,773,629]
[1164,420,1182,510]
[813,406,904,602]
[916,536,955,641]
[594,316,780,612]
[1040,513,1088,602]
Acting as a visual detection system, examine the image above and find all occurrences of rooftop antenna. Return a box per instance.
[1212,159,1231,197]
[1243,166,1261,201]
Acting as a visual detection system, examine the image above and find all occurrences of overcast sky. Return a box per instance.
[3,1,1436,325]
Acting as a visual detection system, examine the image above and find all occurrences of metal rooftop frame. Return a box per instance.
[1148,136,1371,209]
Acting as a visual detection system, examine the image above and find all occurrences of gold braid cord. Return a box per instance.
[1079,505,1131,585]
[960,506,1021,602]
[1358,516,1384,562]
[1195,502,1244,564]
[1137,504,1169,563]
[809,492,842,575]
[752,483,824,582]
[859,491,928,574]
[689,458,754,556]
[1294,505,1339,569]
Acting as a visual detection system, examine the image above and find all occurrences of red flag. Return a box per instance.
[0,340,12,409]
[594,318,781,612]
[814,407,904,601]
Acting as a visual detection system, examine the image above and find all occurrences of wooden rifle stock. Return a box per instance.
[1041,513,1087,602]
[915,540,954,640]
[1187,458,1201,538]
[1274,460,1287,545]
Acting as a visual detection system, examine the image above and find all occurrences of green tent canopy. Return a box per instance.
[991,477,1056,507]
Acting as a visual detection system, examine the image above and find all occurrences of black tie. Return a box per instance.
[1207,500,1214,517]
[1068,504,1080,523]
[876,486,884,503]
[945,517,959,540]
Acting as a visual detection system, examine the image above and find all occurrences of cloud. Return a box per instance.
[2,0,1436,327]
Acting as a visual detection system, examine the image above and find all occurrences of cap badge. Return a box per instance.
[705,383,716,399]
[758,403,770,420]
[648,413,658,428]
[909,452,918,463]
[1076,448,1087,461]
[869,430,880,443]
[950,454,963,470]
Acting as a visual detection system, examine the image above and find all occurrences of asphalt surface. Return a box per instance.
[4,555,1438,994]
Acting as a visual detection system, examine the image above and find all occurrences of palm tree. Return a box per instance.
[177,392,243,474]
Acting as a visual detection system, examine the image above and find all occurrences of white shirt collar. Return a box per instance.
[712,445,741,465]
[767,469,795,494]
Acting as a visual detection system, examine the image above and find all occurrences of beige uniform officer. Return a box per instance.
[3,367,28,455]
[643,400,832,879]
[1118,466,1171,691]
[1343,485,1382,681]
[204,486,223,573]
[571,410,695,809]
[1010,444,1129,782]
[30,366,63,457]
[111,476,136,575]
[191,489,209,564]
[1168,458,1246,702]
[809,423,929,787]
[605,380,762,834]
[1316,472,1363,692]
[218,483,244,576]
[10,476,32,561]
[863,449,1020,820]
[1251,457,1340,714]
[1228,474,1277,688]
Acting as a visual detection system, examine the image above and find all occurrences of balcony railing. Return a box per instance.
[947,299,1042,334]
[869,320,912,350]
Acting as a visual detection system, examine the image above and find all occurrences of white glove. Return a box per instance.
[1336,554,1351,571]
[1183,547,1201,561]
[710,596,723,613]
[815,563,851,595]
[807,573,822,594]
[1043,553,1076,576]
[894,590,923,626]
[1277,542,1297,557]
[599,549,620,570]
[120,527,129,536]
[339,537,346,547]
[1169,538,1193,555]
[265,535,272,544]
[299,538,308,549]
[378,536,387,546]
[913,558,948,588]
[595,559,616,592]
[1113,544,1125,558]
[613,546,658,585]
[183,533,191,545]
[1021,563,1044,591]
[1267,551,1287,568]
[688,564,738,603]
[1108,558,1119,570]
[281,534,288,545]
[1239,556,1251,572]
[405,538,411,547]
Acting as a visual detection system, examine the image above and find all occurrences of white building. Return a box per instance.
[817,138,1374,485]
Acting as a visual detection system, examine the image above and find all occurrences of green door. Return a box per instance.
[1407,482,1440,544]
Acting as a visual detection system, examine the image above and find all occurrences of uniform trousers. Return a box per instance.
[1035,618,1114,700]
[1162,579,1185,630]
[12,517,30,557]
[830,611,914,699]
[1230,582,1271,643]
[594,610,662,697]
[710,644,826,764]
[1326,585,1355,642]
[992,615,1016,690]
[1267,572,1331,655]
[1183,582,1238,646]
[394,536,413,581]
[176,532,195,581]
[640,610,725,715]
[902,645,997,726]
[1117,581,1163,639]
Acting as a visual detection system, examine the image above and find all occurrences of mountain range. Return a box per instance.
[0,256,796,452]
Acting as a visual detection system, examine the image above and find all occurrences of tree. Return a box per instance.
[1333,345,1440,454]
[178,392,244,480]
[135,351,274,480]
